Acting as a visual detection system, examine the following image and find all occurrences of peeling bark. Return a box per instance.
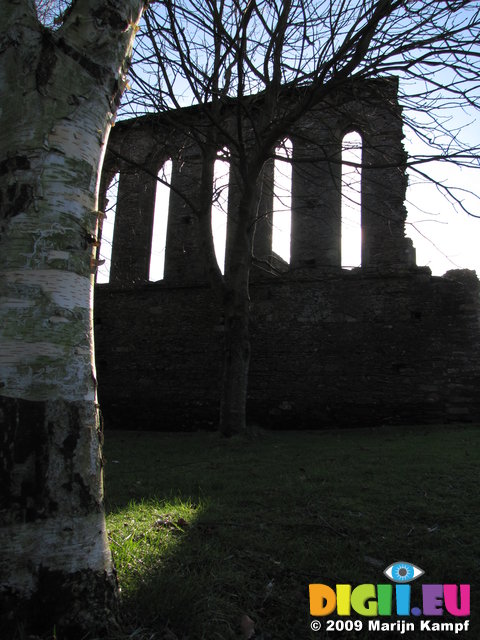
[0,397,117,637]
[0,0,146,636]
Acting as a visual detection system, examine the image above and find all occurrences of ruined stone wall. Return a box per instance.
[95,269,480,429]
[94,80,480,430]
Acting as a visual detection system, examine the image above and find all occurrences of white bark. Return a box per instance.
[0,0,146,635]
[2,512,112,592]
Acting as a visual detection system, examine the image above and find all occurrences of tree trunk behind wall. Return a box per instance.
[0,1,144,636]
[219,188,256,437]
[220,286,251,436]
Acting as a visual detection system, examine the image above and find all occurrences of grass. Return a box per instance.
[104,425,480,639]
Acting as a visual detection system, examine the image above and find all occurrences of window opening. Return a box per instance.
[212,151,230,274]
[341,131,362,268]
[272,139,292,263]
[96,172,119,284]
[149,160,172,281]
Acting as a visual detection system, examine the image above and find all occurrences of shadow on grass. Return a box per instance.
[103,426,480,639]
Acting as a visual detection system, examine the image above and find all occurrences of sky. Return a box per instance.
[401,81,480,276]
[404,164,480,276]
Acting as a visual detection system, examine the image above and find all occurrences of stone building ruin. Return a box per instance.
[94,79,480,430]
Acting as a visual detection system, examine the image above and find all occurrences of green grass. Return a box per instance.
[104,426,480,639]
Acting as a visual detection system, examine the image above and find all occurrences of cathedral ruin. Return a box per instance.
[94,79,480,430]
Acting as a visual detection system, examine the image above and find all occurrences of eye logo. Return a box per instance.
[384,561,424,583]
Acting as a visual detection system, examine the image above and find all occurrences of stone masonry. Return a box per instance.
[94,79,480,430]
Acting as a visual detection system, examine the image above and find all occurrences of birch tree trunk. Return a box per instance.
[0,1,145,636]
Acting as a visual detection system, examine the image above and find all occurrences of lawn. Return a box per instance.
[104,425,479,639]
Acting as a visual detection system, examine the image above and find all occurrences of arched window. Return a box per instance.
[212,151,230,274]
[96,172,119,284]
[149,159,172,281]
[272,138,292,263]
[341,131,362,268]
